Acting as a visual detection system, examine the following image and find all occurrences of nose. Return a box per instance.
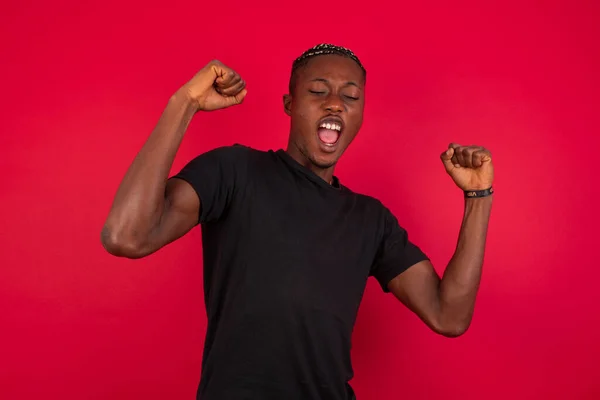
[324,94,344,113]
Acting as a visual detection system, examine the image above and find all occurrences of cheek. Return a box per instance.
[347,107,364,128]
[293,101,316,126]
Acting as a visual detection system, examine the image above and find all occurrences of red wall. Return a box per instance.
[2,1,599,399]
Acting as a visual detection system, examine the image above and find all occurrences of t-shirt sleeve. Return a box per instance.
[169,144,250,224]
[370,206,429,293]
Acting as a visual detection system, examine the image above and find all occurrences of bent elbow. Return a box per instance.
[432,319,471,338]
[438,325,469,338]
[100,225,149,259]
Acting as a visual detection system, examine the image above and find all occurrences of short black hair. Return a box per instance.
[288,43,366,93]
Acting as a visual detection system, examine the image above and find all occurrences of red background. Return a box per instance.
[2,1,599,399]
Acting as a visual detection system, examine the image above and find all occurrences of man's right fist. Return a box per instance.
[183,60,247,112]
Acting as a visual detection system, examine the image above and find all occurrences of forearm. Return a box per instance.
[102,89,197,247]
[438,195,493,334]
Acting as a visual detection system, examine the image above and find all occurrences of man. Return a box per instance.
[101,44,494,400]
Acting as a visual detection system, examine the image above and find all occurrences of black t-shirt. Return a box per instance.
[171,145,429,400]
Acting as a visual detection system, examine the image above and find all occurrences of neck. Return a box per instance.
[285,143,336,185]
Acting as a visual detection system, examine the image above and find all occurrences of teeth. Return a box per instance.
[319,122,341,131]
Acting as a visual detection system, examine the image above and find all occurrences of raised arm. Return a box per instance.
[387,144,494,337]
[101,60,247,259]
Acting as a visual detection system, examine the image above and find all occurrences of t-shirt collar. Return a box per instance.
[275,149,342,190]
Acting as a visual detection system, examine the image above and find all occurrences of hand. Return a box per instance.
[183,60,247,112]
[440,143,494,191]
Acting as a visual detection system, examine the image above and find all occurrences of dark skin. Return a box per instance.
[101,61,246,258]
[102,55,493,338]
[283,55,365,182]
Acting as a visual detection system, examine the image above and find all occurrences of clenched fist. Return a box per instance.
[183,60,247,112]
[441,143,494,191]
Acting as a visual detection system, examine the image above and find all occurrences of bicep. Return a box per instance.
[146,178,200,254]
[387,260,443,331]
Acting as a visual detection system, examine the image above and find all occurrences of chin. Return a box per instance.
[309,151,339,169]
[293,138,343,169]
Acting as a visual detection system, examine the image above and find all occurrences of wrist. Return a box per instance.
[464,187,494,199]
[171,86,199,113]
[464,194,493,205]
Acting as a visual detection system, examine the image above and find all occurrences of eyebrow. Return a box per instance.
[310,78,361,89]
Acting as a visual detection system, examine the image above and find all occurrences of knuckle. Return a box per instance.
[207,59,221,69]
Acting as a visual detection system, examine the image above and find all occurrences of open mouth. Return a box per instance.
[317,116,344,147]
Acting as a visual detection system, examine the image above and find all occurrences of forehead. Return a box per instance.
[296,55,365,85]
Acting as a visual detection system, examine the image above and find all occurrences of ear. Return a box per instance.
[283,94,292,116]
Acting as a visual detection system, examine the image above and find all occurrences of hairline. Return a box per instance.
[288,54,367,94]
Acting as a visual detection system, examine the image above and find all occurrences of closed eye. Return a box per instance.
[309,90,326,95]
[344,95,359,101]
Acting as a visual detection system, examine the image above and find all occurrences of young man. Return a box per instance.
[101,44,494,400]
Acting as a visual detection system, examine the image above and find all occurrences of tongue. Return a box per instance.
[318,128,339,144]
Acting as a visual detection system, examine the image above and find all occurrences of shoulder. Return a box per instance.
[338,186,394,230]
[341,185,389,215]
[183,143,269,170]
[201,143,257,160]
[341,184,414,236]
[214,143,276,160]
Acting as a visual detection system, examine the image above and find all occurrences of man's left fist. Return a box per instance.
[440,143,494,191]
